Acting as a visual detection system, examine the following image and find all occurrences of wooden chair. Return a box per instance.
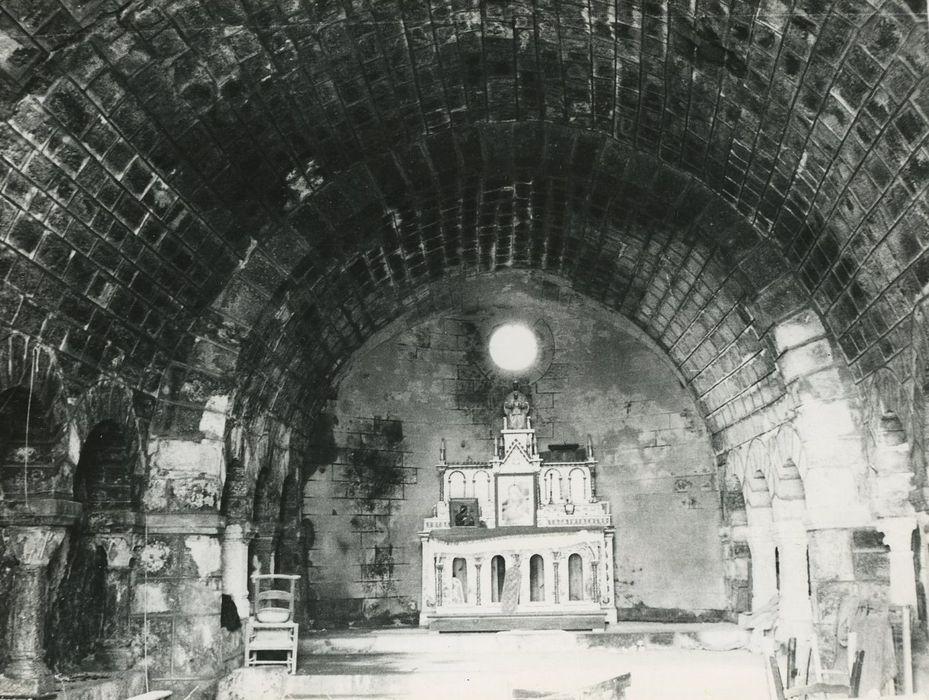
[244,573,301,673]
[770,649,864,699]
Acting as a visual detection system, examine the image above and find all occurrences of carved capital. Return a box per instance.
[92,532,141,569]
[223,521,254,542]
[2,526,66,567]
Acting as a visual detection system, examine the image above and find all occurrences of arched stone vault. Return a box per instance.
[0,1,927,696]
[0,1,923,404]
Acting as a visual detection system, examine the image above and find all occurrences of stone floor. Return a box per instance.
[280,625,771,699]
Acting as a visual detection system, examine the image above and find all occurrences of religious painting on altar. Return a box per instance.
[496,474,536,526]
[450,498,479,527]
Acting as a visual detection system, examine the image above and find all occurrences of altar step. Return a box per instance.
[299,621,749,657]
[282,670,632,699]
[427,612,606,632]
[277,625,764,699]
[280,638,766,699]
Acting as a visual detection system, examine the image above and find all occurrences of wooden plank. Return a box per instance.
[786,638,796,689]
[769,655,786,700]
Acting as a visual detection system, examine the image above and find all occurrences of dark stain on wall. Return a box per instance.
[345,419,405,508]
[44,535,108,671]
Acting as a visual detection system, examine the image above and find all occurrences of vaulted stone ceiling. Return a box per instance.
[0,0,926,433]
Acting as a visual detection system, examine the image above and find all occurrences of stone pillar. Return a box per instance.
[877,516,918,607]
[94,531,142,670]
[222,522,253,619]
[774,520,813,640]
[132,513,225,700]
[0,526,67,697]
[746,510,778,610]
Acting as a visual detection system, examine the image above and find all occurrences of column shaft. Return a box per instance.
[222,523,252,618]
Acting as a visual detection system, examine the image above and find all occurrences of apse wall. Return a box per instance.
[301,275,728,626]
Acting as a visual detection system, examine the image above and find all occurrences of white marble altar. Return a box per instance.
[420,389,616,631]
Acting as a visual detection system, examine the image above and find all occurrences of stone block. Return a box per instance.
[852,551,890,581]
[167,475,222,511]
[778,338,836,381]
[808,529,854,581]
[217,668,288,700]
[132,582,172,614]
[794,400,856,439]
[185,535,222,576]
[174,579,222,615]
[803,469,869,528]
[129,615,173,677]
[773,308,826,353]
[148,438,224,477]
[171,613,222,678]
[199,395,229,439]
[788,366,848,402]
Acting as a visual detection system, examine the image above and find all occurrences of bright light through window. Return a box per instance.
[489,324,538,372]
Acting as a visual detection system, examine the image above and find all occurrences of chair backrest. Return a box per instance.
[251,573,300,622]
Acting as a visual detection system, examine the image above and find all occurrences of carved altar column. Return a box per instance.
[222,521,254,618]
[435,557,445,607]
[591,558,601,603]
[0,526,67,696]
[474,557,483,606]
[603,529,616,618]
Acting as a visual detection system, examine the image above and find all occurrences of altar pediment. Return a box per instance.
[498,438,535,473]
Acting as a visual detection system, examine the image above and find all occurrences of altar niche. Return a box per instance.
[419,389,616,632]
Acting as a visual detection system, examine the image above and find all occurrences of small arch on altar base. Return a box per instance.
[544,469,561,503]
[529,554,545,601]
[473,470,491,501]
[491,555,506,602]
[568,468,587,503]
[447,470,466,499]
[568,552,584,601]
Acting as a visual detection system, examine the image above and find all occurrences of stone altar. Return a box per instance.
[420,390,616,631]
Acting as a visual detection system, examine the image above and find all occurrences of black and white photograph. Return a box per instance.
[0,1,927,698]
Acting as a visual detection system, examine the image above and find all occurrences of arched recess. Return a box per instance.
[862,367,916,516]
[771,424,806,503]
[45,380,145,673]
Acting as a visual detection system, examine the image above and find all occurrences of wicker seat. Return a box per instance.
[244,574,301,673]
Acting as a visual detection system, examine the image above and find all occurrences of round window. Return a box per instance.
[488,323,538,372]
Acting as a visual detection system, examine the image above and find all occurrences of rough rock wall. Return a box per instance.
[301,283,728,626]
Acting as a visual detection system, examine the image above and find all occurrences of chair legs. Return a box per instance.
[243,621,299,674]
